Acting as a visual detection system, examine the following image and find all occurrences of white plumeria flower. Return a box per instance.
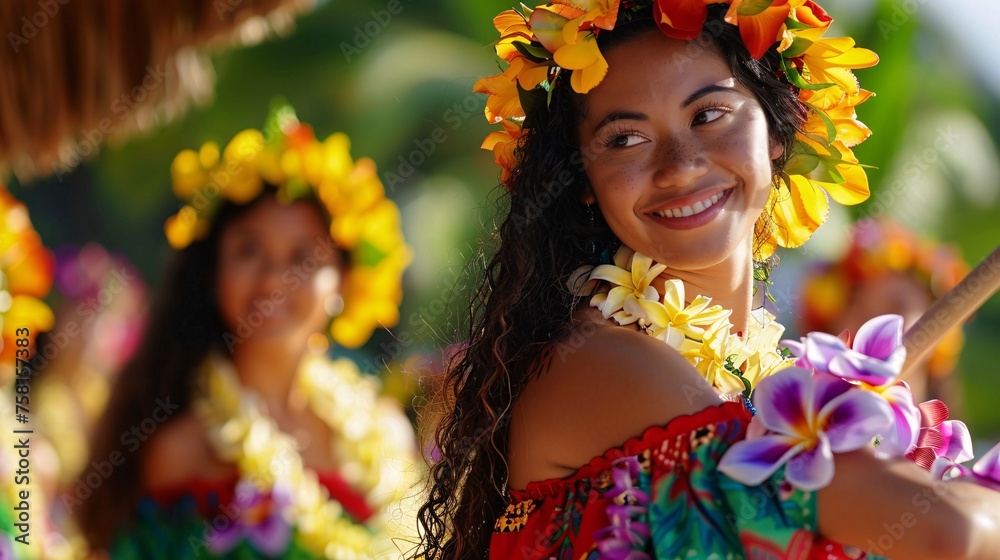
[589,247,668,328]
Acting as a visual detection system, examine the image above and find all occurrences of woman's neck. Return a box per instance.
[228,340,310,417]
[650,240,756,335]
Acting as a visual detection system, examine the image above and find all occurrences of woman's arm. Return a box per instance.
[818,449,1000,560]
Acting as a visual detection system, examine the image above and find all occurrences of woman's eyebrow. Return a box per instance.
[682,84,737,107]
[593,110,647,135]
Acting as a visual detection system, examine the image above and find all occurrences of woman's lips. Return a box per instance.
[646,187,733,231]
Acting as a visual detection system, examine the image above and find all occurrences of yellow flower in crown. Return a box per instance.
[477,0,878,255]
[164,100,411,348]
[0,185,55,371]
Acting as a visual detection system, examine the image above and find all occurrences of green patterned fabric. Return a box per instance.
[491,401,887,559]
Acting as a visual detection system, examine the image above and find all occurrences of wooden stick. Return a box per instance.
[901,245,1000,379]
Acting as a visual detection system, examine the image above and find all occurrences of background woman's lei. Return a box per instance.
[476,0,878,259]
[194,354,417,559]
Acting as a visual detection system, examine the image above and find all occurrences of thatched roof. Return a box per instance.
[0,0,312,180]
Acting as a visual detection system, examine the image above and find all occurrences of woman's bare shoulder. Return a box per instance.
[140,411,233,491]
[507,308,723,486]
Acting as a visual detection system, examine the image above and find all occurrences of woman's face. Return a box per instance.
[215,196,342,348]
[578,30,781,270]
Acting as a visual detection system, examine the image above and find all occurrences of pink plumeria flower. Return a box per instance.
[719,367,893,491]
[783,314,920,458]
[905,399,973,470]
[932,442,1000,492]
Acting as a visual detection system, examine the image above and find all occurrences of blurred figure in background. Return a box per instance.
[0,185,70,558]
[33,244,148,488]
[74,103,417,559]
[798,217,969,406]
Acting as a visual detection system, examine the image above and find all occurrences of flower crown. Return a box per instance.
[800,218,969,378]
[0,185,54,375]
[164,101,411,348]
[475,0,878,258]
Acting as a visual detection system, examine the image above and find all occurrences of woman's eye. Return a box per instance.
[693,107,729,126]
[606,133,645,149]
[235,245,259,259]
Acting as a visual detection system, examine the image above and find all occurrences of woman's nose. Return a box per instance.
[652,141,709,188]
[257,257,286,290]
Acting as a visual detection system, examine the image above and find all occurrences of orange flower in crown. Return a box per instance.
[164,100,411,349]
[0,185,55,373]
[475,0,878,258]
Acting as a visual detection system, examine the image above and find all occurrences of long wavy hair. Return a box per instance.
[413,6,807,559]
[75,190,332,550]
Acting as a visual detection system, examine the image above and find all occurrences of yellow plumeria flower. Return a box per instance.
[740,308,793,387]
[648,279,732,349]
[681,317,748,395]
[589,247,667,327]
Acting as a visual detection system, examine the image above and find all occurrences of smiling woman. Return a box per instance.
[415,2,1000,560]
[75,103,417,559]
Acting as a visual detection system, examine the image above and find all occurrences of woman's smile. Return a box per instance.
[646,186,734,230]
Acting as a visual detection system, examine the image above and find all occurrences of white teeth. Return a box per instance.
[653,190,726,218]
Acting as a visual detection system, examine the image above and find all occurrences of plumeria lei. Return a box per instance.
[476,0,877,259]
[718,313,993,493]
[581,246,792,395]
[195,353,418,559]
[585,247,999,495]
[165,101,411,348]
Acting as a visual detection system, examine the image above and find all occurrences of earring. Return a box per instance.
[585,203,598,257]
[324,294,344,317]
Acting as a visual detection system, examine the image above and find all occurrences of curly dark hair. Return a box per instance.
[413,5,807,558]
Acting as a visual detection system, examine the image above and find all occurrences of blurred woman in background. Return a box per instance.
[76,103,417,559]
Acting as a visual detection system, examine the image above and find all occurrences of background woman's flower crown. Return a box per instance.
[164,101,411,348]
[800,218,970,378]
[475,0,878,258]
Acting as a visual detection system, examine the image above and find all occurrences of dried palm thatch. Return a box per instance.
[0,0,313,181]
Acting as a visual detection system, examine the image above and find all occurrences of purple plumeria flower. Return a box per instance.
[719,367,893,491]
[206,481,293,557]
[932,442,1000,492]
[782,314,920,458]
[594,456,651,559]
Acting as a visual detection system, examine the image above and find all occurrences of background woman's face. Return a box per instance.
[215,196,342,348]
[578,30,780,270]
